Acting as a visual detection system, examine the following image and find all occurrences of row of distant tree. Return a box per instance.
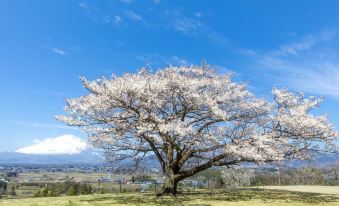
[221,166,339,188]
[0,180,92,198]
[34,181,93,197]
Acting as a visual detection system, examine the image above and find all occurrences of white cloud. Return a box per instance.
[51,48,66,55]
[114,15,122,25]
[165,10,228,46]
[124,10,143,22]
[267,31,334,57]
[78,2,99,16]
[275,37,316,56]
[240,48,257,56]
[101,15,123,26]
[244,30,339,98]
[195,12,203,18]
[13,121,76,130]
[170,17,201,35]
[121,0,133,4]
[135,54,190,66]
[171,56,189,65]
[292,65,339,97]
[258,54,339,98]
[16,135,88,155]
[78,2,88,9]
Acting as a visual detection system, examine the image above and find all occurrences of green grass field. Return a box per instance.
[2,187,339,206]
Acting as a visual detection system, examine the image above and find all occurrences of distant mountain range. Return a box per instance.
[0,150,103,165]
[0,134,337,167]
[0,150,337,167]
[264,153,339,169]
[304,153,339,168]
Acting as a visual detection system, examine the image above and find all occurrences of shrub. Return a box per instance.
[0,188,5,198]
[9,185,16,196]
[66,186,78,196]
[79,183,92,195]
[41,187,49,197]
[34,181,92,197]
[0,180,7,192]
[34,190,41,197]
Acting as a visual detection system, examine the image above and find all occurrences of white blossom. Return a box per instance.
[57,65,338,194]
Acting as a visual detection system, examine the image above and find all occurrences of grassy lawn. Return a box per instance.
[1,188,339,206]
[257,186,339,195]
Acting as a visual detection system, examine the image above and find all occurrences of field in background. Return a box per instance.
[2,187,339,206]
[3,169,339,205]
[6,172,162,197]
[16,172,133,183]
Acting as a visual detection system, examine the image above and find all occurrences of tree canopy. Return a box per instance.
[57,65,337,195]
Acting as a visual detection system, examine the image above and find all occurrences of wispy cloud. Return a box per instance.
[195,12,203,18]
[153,0,160,4]
[124,10,144,22]
[164,10,203,36]
[49,47,66,55]
[171,56,189,65]
[78,2,98,14]
[113,15,122,25]
[121,0,133,4]
[78,2,88,9]
[79,2,120,26]
[101,15,123,26]
[268,31,334,57]
[13,121,77,130]
[244,30,339,98]
[165,10,228,46]
[136,54,191,66]
[170,17,202,35]
[77,3,227,46]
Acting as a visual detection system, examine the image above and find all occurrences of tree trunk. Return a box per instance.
[158,166,179,196]
[162,175,178,195]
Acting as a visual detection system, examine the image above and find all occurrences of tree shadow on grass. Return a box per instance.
[82,193,211,206]
[81,189,339,205]
[187,189,339,204]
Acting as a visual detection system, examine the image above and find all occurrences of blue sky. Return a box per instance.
[1,0,339,151]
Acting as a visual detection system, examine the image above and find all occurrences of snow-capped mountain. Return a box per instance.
[16,134,88,155]
[0,135,103,165]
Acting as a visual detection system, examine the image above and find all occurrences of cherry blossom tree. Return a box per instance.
[221,167,255,188]
[57,65,337,195]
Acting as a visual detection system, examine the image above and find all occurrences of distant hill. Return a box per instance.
[276,153,339,168]
[310,153,339,167]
